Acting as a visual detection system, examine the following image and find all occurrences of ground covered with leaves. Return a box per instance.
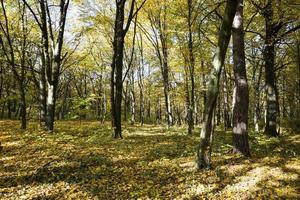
[0,120,299,199]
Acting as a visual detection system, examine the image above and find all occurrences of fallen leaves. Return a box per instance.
[0,120,299,199]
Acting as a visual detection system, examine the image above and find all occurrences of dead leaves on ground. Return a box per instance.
[0,120,299,199]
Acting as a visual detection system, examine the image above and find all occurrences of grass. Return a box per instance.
[0,120,299,199]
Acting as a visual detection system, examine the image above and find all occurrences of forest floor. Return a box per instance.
[0,120,299,199]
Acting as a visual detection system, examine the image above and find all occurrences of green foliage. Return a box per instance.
[69,95,97,119]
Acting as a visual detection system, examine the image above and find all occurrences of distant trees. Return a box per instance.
[250,0,300,136]
[144,0,173,128]
[0,0,299,170]
[0,0,30,129]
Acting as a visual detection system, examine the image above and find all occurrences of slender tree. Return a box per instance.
[0,0,29,129]
[110,0,146,138]
[145,1,173,127]
[196,0,239,169]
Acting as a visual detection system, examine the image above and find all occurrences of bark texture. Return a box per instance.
[232,0,250,156]
[197,0,238,169]
[263,0,279,137]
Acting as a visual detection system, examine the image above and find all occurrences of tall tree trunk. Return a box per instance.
[7,97,11,119]
[130,70,135,125]
[231,0,250,156]
[201,61,206,123]
[216,96,221,126]
[138,34,145,126]
[123,80,129,122]
[187,0,195,134]
[46,83,56,131]
[222,68,231,130]
[297,39,300,117]
[111,0,126,138]
[147,99,151,121]
[156,98,162,124]
[159,4,172,128]
[263,0,279,137]
[254,64,263,132]
[0,66,3,119]
[161,43,172,127]
[39,59,47,129]
[196,0,238,169]
[184,63,192,133]
[19,85,26,129]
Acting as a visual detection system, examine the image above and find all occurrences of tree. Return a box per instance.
[0,0,29,129]
[110,0,146,138]
[231,0,250,156]
[137,33,145,125]
[250,0,300,136]
[196,0,239,169]
[185,0,196,134]
[23,0,70,131]
[262,0,279,136]
[144,0,173,127]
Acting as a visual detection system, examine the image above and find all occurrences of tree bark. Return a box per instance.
[187,0,195,134]
[297,40,300,117]
[161,36,173,127]
[222,67,231,130]
[39,55,47,129]
[130,70,136,125]
[111,0,139,138]
[19,86,26,129]
[148,3,172,127]
[254,64,263,132]
[231,0,250,156]
[201,61,206,123]
[196,0,238,169]
[263,0,279,137]
[138,35,145,125]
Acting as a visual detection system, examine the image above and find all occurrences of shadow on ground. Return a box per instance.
[0,120,299,199]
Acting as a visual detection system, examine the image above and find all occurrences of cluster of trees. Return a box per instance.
[0,0,299,168]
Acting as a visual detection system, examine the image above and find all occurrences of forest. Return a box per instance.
[0,0,299,199]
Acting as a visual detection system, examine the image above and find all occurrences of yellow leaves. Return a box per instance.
[0,121,300,199]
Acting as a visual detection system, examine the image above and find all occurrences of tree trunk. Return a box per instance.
[19,86,26,129]
[196,0,238,169]
[46,84,55,131]
[138,35,145,126]
[123,80,129,122]
[162,47,172,127]
[263,1,279,137]
[39,51,47,129]
[222,68,231,130]
[201,61,206,123]
[216,96,221,126]
[183,56,192,133]
[6,89,11,119]
[254,64,263,132]
[187,0,195,134]
[130,70,136,125]
[113,35,124,138]
[147,100,151,120]
[231,0,250,156]
[296,40,300,117]
[139,84,144,126]
[111,0,126,138]
[159,5,173,128]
